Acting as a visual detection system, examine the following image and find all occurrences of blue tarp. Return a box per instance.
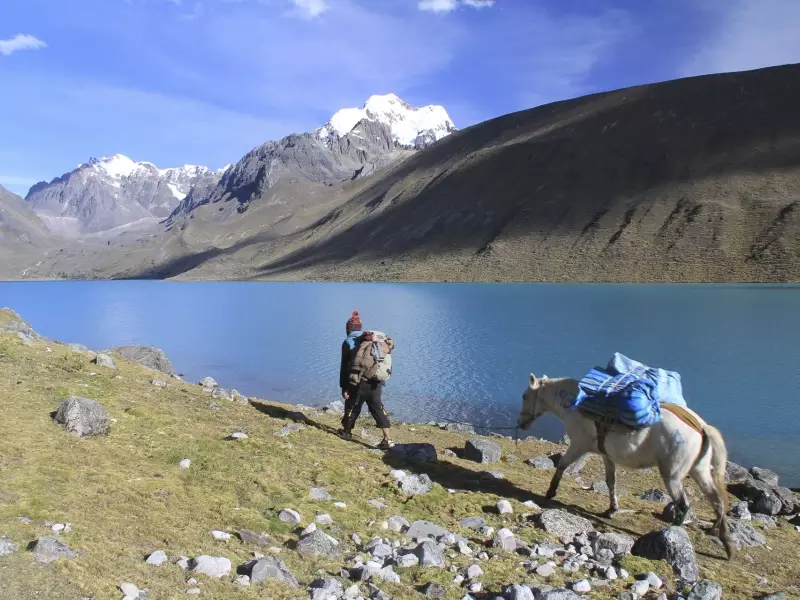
[570,353,687,428]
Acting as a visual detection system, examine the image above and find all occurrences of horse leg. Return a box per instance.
[546,445,584,500]
[602,456,620,517]
[690,461,734,557]
[658,463,691,525]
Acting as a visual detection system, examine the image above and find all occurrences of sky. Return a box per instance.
[0,0,799,195]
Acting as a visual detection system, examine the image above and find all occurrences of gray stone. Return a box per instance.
[422,582,446,598]
[727,519,766,548]
[397,552,419,567]
[0,538,19,556]
[385,443,437,464]
[539,590,582,600]
[120,582,140,597]
[199,376,217,388]
[250,556,299,586]
[460,517,486,531]
[53,396,110,437]
[752,513,778,527]
[185,589,201,595]
[279,508,301,525]
[94,353,116,369]
[190,555,231,578]
[370,543,393,559]
[316,514,333,525]
[464,438,502,464]
[31,535,77,563]
[536,510,595,543]
[595,548,615,566]
[573,580,591,593]
[687,580,722,600]
[632,526,698,583]
[387,515,409,532]
[399,474,433,495]
[415,540,445,568]
[631,580,650,595]
[227,432,248,440]
[211,387,232,401]
[640,488,670,504]
[310,487,333,501]
[737,480,783,515]
[407,520,450,541]
[310,577,343,600]
[750,467,779,487]
[772,486,799,514]
[467,564,483,579]
[107,345,175,375]
[506,584,535,600]
[234,575,250,586]
[151,378,167,388]
[729,501,751,520]
[537,563,556,577]
[277,423,303,437]
[645,572,663,589]
[725,461,750,483]
[492,528,517,552]
[146,550,168,565]
[592,532,634,558]
[231,390,248,403]
[323,400,346,414]
[527,456,555,469]
[443,422,476,434]
[297,530,340,557]
[497,499,513,515]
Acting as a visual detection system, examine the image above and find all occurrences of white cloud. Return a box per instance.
[681,0,800,77]
[462,0,494,7]
[291,0,328,18]
[0,34,48,56]
[418,0,458,12]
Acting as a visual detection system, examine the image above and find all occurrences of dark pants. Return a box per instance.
[342,381,390,431]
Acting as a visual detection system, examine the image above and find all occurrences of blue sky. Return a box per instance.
[1,0,798,195]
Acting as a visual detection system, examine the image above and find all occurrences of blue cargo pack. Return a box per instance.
[570,353,687,428]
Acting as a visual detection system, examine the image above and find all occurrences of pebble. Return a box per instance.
[316,514,333,525]
[334,502,347,508]
[458,540,473,555]
[605,566,618,580]
[185,589,201,595]
[51,524,65,533]
[179,459,191,470]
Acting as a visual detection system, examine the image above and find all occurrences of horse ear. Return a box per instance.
[529,373,537,387]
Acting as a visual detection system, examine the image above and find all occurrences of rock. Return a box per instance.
[593,532,634,558]
[725,461,750,483]
[492,528,516,551]
[729,501,751,520]
[250,556,299,586]
[185,588,201,595]
[310,487,333,501]
[573,580,592,593]
[0,538,19,556]
[464,438,502,463]
[66,342,90,353]
[687,580,722,600]
[536,510,595,543]
[523,500,542,510]
[278,508,301,525]
[537,563,556,577]
[31,535,77,563]
[175,556,190,570]
[415,540,445,568]
[733,480,783,516]
[227,432,248,440]
[527,456,555,469]
[211,387,233,401]
[370,542,393,559]
[407,520,449,541]
[107,345,175,375]
[422,582,446,598]
[398,474,433,495]
[631,580,650,595]
[385,443,437,464]
[190,555,231,578]
[120,582,140,597]
[231,390,248,403]
[207,401,221,411]
[310,577,343,600]
[645,572,663,589]
[497,499,513,515]
[752,513,778,527]
[460,517,486,531]
[93,353,116,369]
[539,589,582,600]
[53,396,110,437]
[334,501,347,508]
[151,378,167,388]
[387,515,409,532]
[772,487,799,514]
[234,575,250,586]
[316,514,333,525]
[277,423,303,437]
[507,584,536,600]
[179,458,191,470]
[297,530,340,557]
[632,526,698,583]
[210,530,231,542]
[323,400,346,414]
[457,540,473,555]
[663,502,696,523]
[397,552,419,567]
[467,564,483,579]
[146,550,168,566]
[758,594,787,600]
[640,489,670,504]
[199,376,217,388]
[750,467,779,487]
[727,519,766,548]
[595,548,615,566]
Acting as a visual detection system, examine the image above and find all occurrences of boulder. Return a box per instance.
[296,530,340,557]
[725,461,751,483]
[309,487,333,501]
[632,526,698,583]
[106,345,175,375]
[387,515,409,532]
[506,585,535,600]
[398,473,433,495]
[407,521,450,541]
[592,532,634,558]
[640,488,671,504]
[385,443,437,464]
[687,580,723,600]
[728,501,751,520]
[535,510,594,543]
[278,508,301,525]
[527,456,555,469]
[323,400,345,415]
[31,536,77,563]
[727,520,766,548]
[146,550,168,566]
[93,353,116,369]
[199,376,217,388]
[464,438,502,464]
[190,555,231,578]
[250,556,299,587]
[460,517,486,531]
[497,499,513,515]
[310,577,343,600]
[53,396,110,437]
[415,540,445,568]
[0,538,19,556]
[211,387,233,401]
[772,486,799,515]
[731,480,783,516]
[750,467,779,487]
[422,582,447,598]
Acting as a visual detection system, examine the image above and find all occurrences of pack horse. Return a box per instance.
[517,373,735,559]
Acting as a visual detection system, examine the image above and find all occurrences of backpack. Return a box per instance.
[348,330,394,387]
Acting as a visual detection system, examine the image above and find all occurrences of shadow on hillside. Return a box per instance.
[248,400,375,450]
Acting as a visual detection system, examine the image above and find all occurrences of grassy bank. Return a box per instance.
[0,309,797,599]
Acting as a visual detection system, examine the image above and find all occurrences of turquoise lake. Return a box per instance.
[2,281,798,486]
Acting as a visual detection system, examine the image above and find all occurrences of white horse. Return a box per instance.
[518,373,734,559]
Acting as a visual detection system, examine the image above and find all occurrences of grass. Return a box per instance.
[0,310,798,599]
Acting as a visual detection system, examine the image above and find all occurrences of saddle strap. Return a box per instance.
[661,403,704,435]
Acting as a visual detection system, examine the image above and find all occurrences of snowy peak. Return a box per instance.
[318,93,456,148]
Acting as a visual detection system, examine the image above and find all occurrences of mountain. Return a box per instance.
[25,155,224,236]
[164,94,456,225]
[0,184,50,247]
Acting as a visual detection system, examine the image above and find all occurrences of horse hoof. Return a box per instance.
[603,509,619,519]
[545,490,556,500]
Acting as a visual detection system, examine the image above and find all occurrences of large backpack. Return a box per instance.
[348,330,394,387]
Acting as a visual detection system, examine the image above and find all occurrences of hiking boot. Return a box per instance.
[337,428,353,441]
[377,439,395,450]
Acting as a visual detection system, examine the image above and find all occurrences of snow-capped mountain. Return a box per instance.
[317,93,456,149]
[26,155,225,236]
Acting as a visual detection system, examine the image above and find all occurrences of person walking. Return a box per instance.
[338,311,395,449]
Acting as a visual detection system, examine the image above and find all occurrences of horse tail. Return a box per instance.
[702,423,734,560]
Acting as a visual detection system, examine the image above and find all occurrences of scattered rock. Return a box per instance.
[422,582,446,598]
[733,480,783,516]
[725,461,750,483]
[316,514,333,525]
[727,519,766,548]
[497,499,513,515]
[385,443,438,464]
[387,515,409,532]
[107,345,175,375]
[151,378,167,388]
[31,535,77,563]
[398,473,433,495]
[631,580,650,595]
[407,520,450,541]
[527,456,555,469]
[460,517,486,531]
[179,458,191,470]
[415,540,445,568]
[211,387,233,401]
[93,353,116,369]
[632,526,698,583]
[323,400,346,414]
[234,575,250,587]
[190,555,231,578]
[53,396,110,437]
[467,564,483,579]
[640,488,671,504]
[750,467,779,487]
[397,552,419,567]
[687,580,723,600]
[537,563,556,577]
[227,432,248,441]
[238,530,270,547]
[536,510,595,543]
[310,487,333,501]
[507,584,535,600]
[278,508,301,525]
[752,514,778,528]
[296,530,340,557]
[250,556,299,586]
[573,579,592,593]
[464,438,502,464]
[492,528,517,552]
[592,532,634,558]
[645,572,663,589]
[199,376,217,389]
[310,577,343,600]
[0,538,19,556]
[66,342,90,354]
[443,422,476,434]
[120,582,140,597]
[772,487,799,515]
[277,424,303,437]
[729,501,751,520]
[210,530,231,542]
[146,550,168,566]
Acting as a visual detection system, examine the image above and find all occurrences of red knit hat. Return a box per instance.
[346,311,362,333]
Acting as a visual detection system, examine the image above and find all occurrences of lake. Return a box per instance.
[2,281,799,486]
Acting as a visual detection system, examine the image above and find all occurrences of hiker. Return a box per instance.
[338,310,396,449]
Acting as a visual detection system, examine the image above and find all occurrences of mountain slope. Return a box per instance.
[0,185,50,247]
[25,156,224,236]
[175,62,798,283]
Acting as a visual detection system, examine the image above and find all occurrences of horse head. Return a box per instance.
[518,373,548,429]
